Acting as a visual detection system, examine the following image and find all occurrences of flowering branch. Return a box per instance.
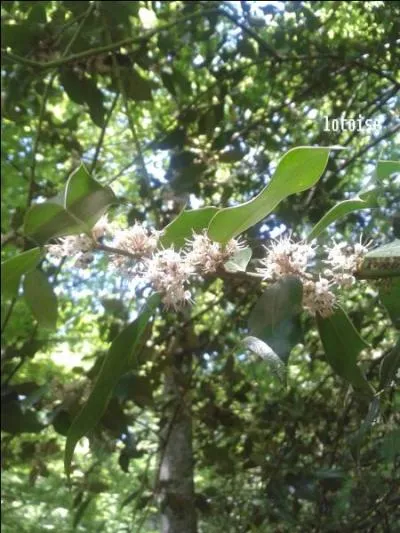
[46,217,398,317]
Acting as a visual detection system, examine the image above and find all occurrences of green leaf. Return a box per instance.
[224,247,252,273]
[379,278,400,329]
[1,401,44,434]
[160,206,219,249]
[307,189,378,241]
[208,146,334,243]
[376,160,400,179]
[24,164,116,244]
[24,202,81,244]
[23,269,58,329]
[64,164,116,224]
[59,69,106,127]
[364,239,400,259]
[64,296,159,477]
[248,276,303,362]
[349,398,380,461]
[1,248,44,299]
[122,68,153,101]
[379,338,400,389]
[242,336,286,382]
[316,306,373,397]
[381,428,400,462]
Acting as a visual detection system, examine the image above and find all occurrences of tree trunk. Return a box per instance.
[158,332,197,533]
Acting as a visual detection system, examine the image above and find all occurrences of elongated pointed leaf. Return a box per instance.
[349,398,380,461]
[24,164,116,245]
[208,146,335,243]
[307,189,378,241]
[376,160,400,179]
[24,202,82,244]
[1,247,43,299]
[23,269,58,329]
[64,296,159,476]
[160,206,219,249]
[379,338,400,389]
[379,279,400,329]
[316,306,373,396]
[242,336,286,382]
[364,239,400,259]
[248,276,303,362]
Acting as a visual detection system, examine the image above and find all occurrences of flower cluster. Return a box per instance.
[258,235,370,318]
[186,233,245,274]
[323,240,369,288]
[145,248,193,310]
[47,216,110,268]
[48,221,244,310]
[257,235,315,281]
[47,215,370,316]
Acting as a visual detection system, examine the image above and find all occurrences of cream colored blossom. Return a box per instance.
[302,277,336,318]
[145,248,194,310]
[186,232,245,274]
[257,235,315,280]
[113,222,159,258]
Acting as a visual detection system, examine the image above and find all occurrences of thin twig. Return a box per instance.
[2,7,219,70]
[90,92,120,174]
[26,2,96,209]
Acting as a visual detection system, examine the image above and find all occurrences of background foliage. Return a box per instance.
[1,1,399,532]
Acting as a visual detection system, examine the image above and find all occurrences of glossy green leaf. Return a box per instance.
[122,68,153,101]
[349,398,380,461]
[64,164,116,224]
[376,160,400,179]
[24,164,116,244]
[242,336,286,382]
[307,189,378,241]
[64,296,159,476]
[23,269,58,329]
[248,276,303,362]
[379,338,400,389]
[316,306,373,396]
[24,202,81,244]
[208,146,334,243]
[224,247,252,273]
[1,247,43,299]
[364,239,400,259]
[59,69,106,127]
[381,428,400,462]
[379,279,400,329]
[160,206,219,249]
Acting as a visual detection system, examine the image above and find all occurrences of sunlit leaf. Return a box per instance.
[23,269,58,329]
[1,247,44,299]
[224,247,252,273]
[160,206,219,249]
[208,146,336,243]
[307,189,379,241]
[376,160,400,179]
[24,164,116,244]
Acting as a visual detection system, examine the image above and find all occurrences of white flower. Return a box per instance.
[145,248,194,310]
[91,215,111,241]
[186,232,245,274]
[325,239,369,274]
[303,277,336,318]
[47,234,94,259]
[113,222,159,258]
[257,235,315,280]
